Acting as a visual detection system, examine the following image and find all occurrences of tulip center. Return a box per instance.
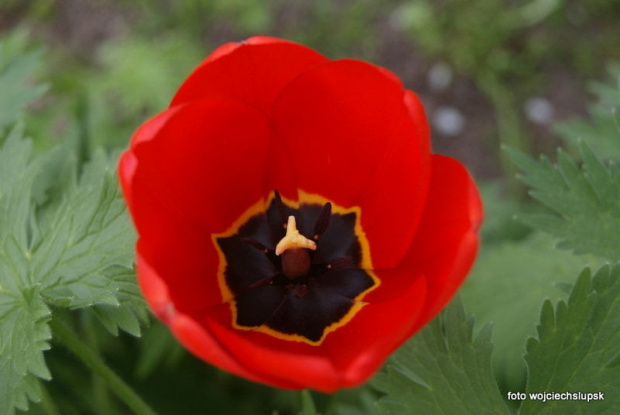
[214,190,379,345]
[275,216,316,279]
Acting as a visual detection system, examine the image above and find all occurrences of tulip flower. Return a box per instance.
[119,36,482,392]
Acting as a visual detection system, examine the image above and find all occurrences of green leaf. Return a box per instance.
[521,264,620,414]
[0,286,51,413]
[32,149,143,323]
[507,142,620,261]
[0,32,48,130]
[0,127,145,413]
[460,232,602,393]
[0,126,52,414]
[372,297,509,415]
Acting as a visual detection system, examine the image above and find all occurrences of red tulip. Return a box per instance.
[118,36,482,392]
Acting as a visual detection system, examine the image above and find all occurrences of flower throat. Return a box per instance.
[214,190,379,344]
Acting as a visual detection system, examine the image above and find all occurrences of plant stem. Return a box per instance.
[50,317,158,415]
[82,313,115,415]
[479,71,530,199]
[38,383,61,415]
[300,389,317,415]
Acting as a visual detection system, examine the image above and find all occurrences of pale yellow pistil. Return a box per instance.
[275,216,317,279]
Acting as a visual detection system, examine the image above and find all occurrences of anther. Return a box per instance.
[313,202,332,240]
[248,276,274,290]
[327,257,355,270]
[238,237,269,253]
[273,190,288,227]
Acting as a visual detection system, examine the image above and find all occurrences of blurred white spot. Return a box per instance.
[389,2,433,32]
[433,106,465,136]
[427,62,453,92]
[525,97,554,125]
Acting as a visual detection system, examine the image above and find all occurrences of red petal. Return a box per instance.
[170,313,268,385]
[119,106,182,214]
[200,304,342,391]
[271,60,431,268]
[322,275,428,387]
[377,154,482,334]
[135,246,173,321]
[121,99,273,313]
[170,37,328,115]
[136,251,268,383]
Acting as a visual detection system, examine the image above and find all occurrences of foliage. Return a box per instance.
[0,30,47,131]
[507,142,620,261]
[0,123,147,414]
[374,264,620,415]
[461,231,602,393]
[0,38,146,414]
[372,297,509,415]
[521,265,620,414]
[0,1,619,414]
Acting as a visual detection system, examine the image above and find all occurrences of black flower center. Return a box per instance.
[215,190,378,344]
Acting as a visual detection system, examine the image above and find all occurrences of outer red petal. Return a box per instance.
[376,154,483,334]
[202,305,342,391]
[322,276,428,387]
[170,36,328,115]
[412,155,482,327]
[271,60,431,268]
[119,99,272,313]
[135,250,268,385]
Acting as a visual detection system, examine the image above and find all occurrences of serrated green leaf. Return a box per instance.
[0,126,50,415]
[521,264,620,414]
[0,33,47,130]
[89,266,146,337]
[461,232,602,392]
[0,127,145,413]
[507,142,620,261]
[0,124,38,253]
[372,297,509,415]
[0,288,51,413]
[33,151,140,311]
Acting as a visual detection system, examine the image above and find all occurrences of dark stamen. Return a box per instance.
[326,257,356,270]
[238,237,268,253]
[313,202,332,239]
[248,275,274,290]
[273,189,288,227]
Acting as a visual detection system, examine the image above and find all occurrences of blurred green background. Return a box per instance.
[1,0,619,414]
